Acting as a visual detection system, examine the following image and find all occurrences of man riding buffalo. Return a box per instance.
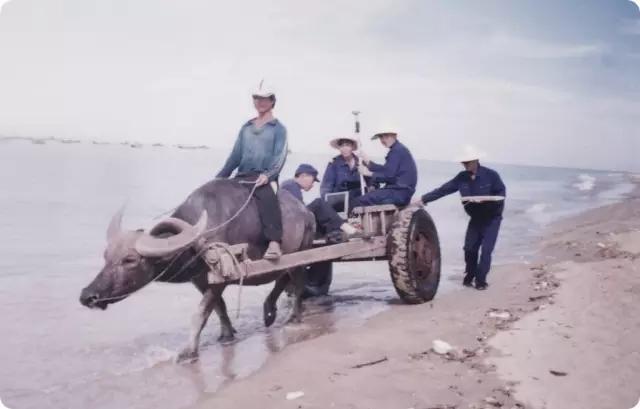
[216,80,287,260]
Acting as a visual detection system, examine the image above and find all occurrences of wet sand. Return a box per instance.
[189,178,640,409]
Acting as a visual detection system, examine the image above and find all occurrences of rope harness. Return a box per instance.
[202,241,248,318]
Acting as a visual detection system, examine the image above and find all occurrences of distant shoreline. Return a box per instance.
[0,135,212,150]
[1,135,634,174]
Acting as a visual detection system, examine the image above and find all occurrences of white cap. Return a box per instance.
[456,145,486,162]
[252,79,275,98]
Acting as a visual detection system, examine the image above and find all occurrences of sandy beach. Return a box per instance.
[188,178,640,409]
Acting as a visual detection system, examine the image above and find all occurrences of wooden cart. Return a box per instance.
[205,205,441,304]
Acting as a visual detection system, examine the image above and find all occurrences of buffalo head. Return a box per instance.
[79,207,208,310]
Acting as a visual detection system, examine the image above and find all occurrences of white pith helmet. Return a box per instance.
[456,145,486,162]
[252,79,275,98]
[371,121,401,140]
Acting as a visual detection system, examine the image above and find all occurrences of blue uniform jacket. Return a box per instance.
[421,165,506,220]
[216,118,288,182]
[367,141,417,194]
[320,154,368,199]
[280,179,304,204]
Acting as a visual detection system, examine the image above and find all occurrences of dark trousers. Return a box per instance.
[464,217,502,285]
[234,175,283,243]
[350,188,412,210]
[307,198,344,234]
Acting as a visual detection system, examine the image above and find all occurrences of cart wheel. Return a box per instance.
[303,261,333,298]
[387,207,441,304]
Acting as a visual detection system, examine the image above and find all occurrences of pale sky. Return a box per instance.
[0,0,638,171]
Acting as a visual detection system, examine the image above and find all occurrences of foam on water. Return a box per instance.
[143,345,176,368]
[524,202,553,225]
[526,202,550,215]
[574,173,596,191]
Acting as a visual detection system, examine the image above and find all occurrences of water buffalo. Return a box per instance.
[79,178,315,361]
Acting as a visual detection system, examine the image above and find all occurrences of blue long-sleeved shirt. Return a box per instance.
[216,118,288,182]
[320,154,370,199]
[421,165,506,220]
[366,141,417,194]
[280,179,304,203]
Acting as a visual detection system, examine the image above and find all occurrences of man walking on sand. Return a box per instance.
[216,80,287,260]
[412,146,506,290]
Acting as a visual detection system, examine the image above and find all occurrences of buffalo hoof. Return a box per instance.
[263,303,277,327]
[286,314,302,324]
[175,348,199,364]
[217,333,236,344]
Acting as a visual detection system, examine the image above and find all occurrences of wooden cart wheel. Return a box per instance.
[387,207,441,304]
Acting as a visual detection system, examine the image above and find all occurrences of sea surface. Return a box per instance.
[0,140,633,409]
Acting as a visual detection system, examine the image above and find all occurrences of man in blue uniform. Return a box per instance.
[413,146,506,290]
[281,164,365,243]
[352,128,417,209]
[216,80,287,260]
[320,137,368,203]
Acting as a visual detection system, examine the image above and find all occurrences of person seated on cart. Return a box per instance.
[352,126,417,209]
[320,136,372,204]
[280,164,366,243]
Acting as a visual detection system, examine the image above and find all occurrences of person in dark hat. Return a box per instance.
[280,164,365,243]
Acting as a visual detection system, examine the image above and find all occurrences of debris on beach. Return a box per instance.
[549,369,568,376]
[483,396,502,406]
[565,240,579,249]
[488,310,511,320]
[286,391,305,400]
[351,356,388,369]
[444,348,480,362]
[529,294,551,302]
[432,339,454,355]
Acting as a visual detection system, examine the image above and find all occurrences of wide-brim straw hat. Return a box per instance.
[329,136,359,150]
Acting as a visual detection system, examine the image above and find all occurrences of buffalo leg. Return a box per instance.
[288,268,306,324]
[263,273,291,327]
[212,287,235,343]
[177,281,234,362]
[177,286,219,362]
[192,276,235,343]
